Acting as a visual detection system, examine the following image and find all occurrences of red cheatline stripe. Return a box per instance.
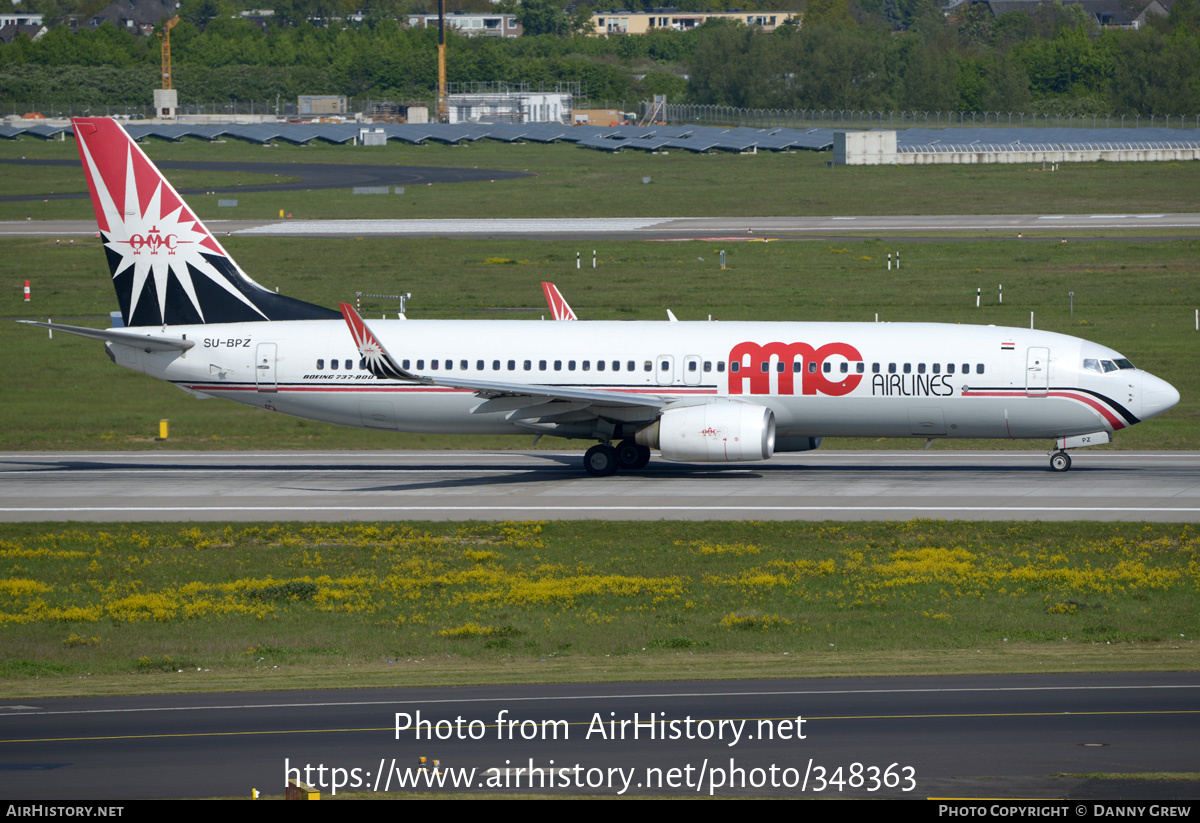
[180,384,718,396]
[963,389,1124,430]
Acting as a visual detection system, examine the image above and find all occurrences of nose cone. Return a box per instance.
[1140,372,1180,421]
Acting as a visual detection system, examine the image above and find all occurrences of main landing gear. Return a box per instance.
[584,440,651,476]
[1049,450,1072,473]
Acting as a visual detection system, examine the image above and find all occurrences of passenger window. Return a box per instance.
[316,359,324,370]
[460,360,468,370]
[431,359,439,370]
[612,361,620,371]
[703,361,711,372]
[492,360,500,371]
[417,359,425,370]
[523,360,531,371]
[977,364,985,374]
[933,363,940,374]
[856,363,865,374]
[507,360,515,370]
[840,362,848,374]
[569,360,577,371]
[776,362,785,373]
[644,361,652,372]
[598,360,606,371]
[717,362,725,373]
[872,363,880,374]
[947,363,955,374]
[554,360,562,371]
[477,360,484,370]
[331,359,339,370]
[888,363,896,374]
[660,361,669,371]
[688,361,697,372]
[808,362,817,374]
[359,359,366,370]
[401,359,410,370]
[731,362,740,373]
[760,362,769,373]
[917,363,925,374]
[539,360,547,371]
[903,363,911,374]
[823,362,832,373]
[583,361,591,371]
[962,364,970,374]
[627,361,635,372]
[444,359,452,370]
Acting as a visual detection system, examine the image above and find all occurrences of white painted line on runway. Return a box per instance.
[1039,216,1065,220]
[5,682,1198,717]
[4,506,1199,514]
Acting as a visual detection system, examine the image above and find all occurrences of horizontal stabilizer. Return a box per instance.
[17,320,194,351]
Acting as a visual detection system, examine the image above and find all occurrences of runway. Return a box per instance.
[2,673,1197,798]
[1,450,1198,522]
[0,158,532,202]
[5,213,1200,239]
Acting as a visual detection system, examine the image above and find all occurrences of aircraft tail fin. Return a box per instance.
[71,117,338,327]
[541,281,577,321]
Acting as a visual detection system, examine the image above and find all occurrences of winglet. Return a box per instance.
[541,282,577,321]
[338,303,423,381]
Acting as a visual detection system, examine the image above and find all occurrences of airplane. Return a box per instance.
[541,282,577,320]
[19,117,1180,476]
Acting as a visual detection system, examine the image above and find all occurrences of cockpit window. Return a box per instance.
[1101,360,1118,373]
[1083,359,1102,374]
[1114,358,1135,370]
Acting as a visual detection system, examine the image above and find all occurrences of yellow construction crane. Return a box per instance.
[437,0,447,123]
[159,15,179,90]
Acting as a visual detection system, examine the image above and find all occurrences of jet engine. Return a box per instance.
[636,402,775,463]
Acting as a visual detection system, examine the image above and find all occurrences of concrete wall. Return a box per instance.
[835,129,1200,165]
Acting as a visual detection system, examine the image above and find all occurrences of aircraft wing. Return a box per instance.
[338,303,669,414]
[17,320,195,352]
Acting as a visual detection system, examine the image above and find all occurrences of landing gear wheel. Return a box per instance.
[1050,451,1072,473]
[584,444,618,477]
[615,440,652,471]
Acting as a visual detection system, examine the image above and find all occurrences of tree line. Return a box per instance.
[2,0,1199,116]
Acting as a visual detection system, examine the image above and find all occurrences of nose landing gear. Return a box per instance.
[1049,450,1072,473]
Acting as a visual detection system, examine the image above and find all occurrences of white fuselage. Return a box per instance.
[106,318,1177,445]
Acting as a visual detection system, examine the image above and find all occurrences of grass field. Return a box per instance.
[1,520,1196,697]
[4,234,1196,451]
[4,136,1200,222]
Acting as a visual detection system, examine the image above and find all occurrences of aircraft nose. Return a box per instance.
[1140,372,1180,420]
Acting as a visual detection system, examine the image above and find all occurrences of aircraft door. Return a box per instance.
[683,355,702,386]
[255,342,278,392]
[1026,347,1049,397]
[656,355,675,386]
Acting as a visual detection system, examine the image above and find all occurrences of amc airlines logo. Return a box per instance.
[122,226,188,256]
[728,341,864,397]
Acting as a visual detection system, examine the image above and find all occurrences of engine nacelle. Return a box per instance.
[636,402,775,463]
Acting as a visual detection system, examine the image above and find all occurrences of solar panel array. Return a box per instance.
[0,120,838,152]
[5,121,1200,154]
[894,127,1200,153]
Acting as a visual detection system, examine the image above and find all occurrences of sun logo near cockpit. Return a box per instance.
[728,341,864,397]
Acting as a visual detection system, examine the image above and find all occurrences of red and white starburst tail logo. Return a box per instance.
[72,117,268,325]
